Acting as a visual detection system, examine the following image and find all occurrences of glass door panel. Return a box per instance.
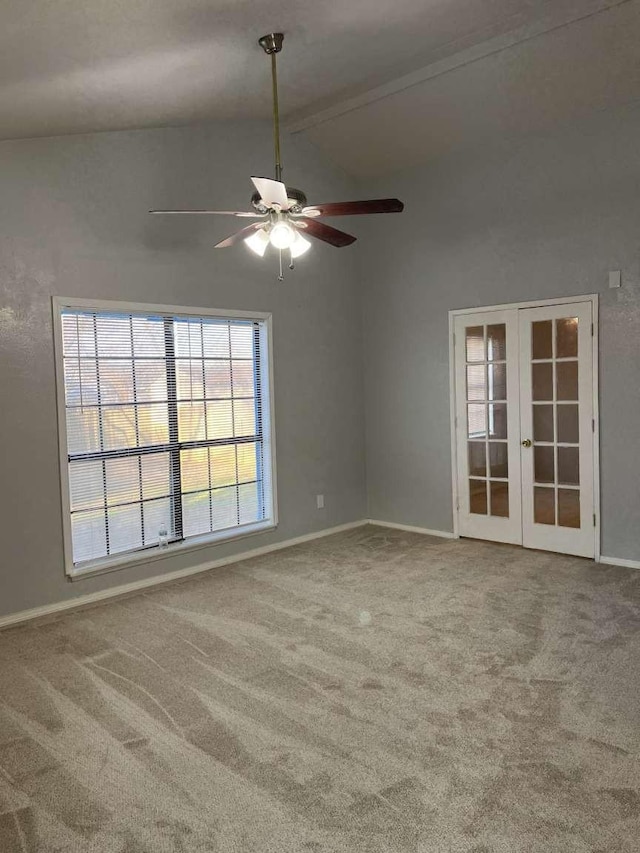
[464,325,508,518]
[455,310,522,545]
[530,316,579,526]
[519,303,594,558]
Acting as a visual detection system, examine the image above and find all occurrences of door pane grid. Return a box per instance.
[532,316,580,528]
[532,357,579,363]
[465,323,509,518]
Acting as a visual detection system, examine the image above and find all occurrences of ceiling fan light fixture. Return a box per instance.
[290,232,312,258]
[269,220,296,250]
[244,227,270,256]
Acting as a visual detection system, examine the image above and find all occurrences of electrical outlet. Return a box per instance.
[316,494,324,509]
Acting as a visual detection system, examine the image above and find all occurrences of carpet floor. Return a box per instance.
[0,524,639,852]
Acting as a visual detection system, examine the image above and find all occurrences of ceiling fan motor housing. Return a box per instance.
[251,186,307,213]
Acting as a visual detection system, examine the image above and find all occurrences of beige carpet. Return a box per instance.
[0,525,639,852]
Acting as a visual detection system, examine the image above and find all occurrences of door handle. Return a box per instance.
[521,438,532,448]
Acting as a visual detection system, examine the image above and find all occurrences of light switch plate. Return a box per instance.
[609,270,622,288]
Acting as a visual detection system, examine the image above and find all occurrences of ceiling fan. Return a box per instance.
[149,33,404,279]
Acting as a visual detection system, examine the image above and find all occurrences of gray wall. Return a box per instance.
[0,121,366,618]
[2,101,639,621]
[358,103,640,562]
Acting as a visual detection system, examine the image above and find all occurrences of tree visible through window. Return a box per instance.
[58,306,274,570]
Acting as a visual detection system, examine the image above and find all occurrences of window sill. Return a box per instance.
[66,519,277,582]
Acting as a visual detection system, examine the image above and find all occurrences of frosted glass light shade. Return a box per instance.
[290,232,311,258]
[244,228,270,256]
[269,221,295,250]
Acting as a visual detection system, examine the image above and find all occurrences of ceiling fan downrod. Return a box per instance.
[258,33,284,183]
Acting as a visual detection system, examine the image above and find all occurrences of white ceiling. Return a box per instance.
[0,0,637,176]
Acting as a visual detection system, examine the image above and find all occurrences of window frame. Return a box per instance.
[52,297,277,580]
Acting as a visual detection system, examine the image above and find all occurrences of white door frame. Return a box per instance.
[448,293,600,561]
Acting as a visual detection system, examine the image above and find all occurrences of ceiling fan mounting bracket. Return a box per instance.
[258,33,284,55]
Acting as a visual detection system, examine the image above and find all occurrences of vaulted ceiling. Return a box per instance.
[1,0,637,176]
[293,0,640,176]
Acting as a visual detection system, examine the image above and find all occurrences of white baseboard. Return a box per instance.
[13,516,629,632]
[367,519,456,539]
[599,554,640,570]
[0,520,368,631]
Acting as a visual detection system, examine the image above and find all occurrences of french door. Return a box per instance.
[453,299,596,558]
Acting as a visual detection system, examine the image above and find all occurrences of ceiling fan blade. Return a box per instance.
[251,176,290,209]
[149,209,263,217]
[297,218,356,248]
[214,223,263,248]
[302,198,404,217]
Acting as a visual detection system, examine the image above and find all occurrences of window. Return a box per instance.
[55,300,275,576]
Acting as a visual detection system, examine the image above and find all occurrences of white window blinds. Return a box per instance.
[57,305,274,572]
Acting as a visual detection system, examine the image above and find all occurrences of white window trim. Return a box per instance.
[52,296,278,580]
